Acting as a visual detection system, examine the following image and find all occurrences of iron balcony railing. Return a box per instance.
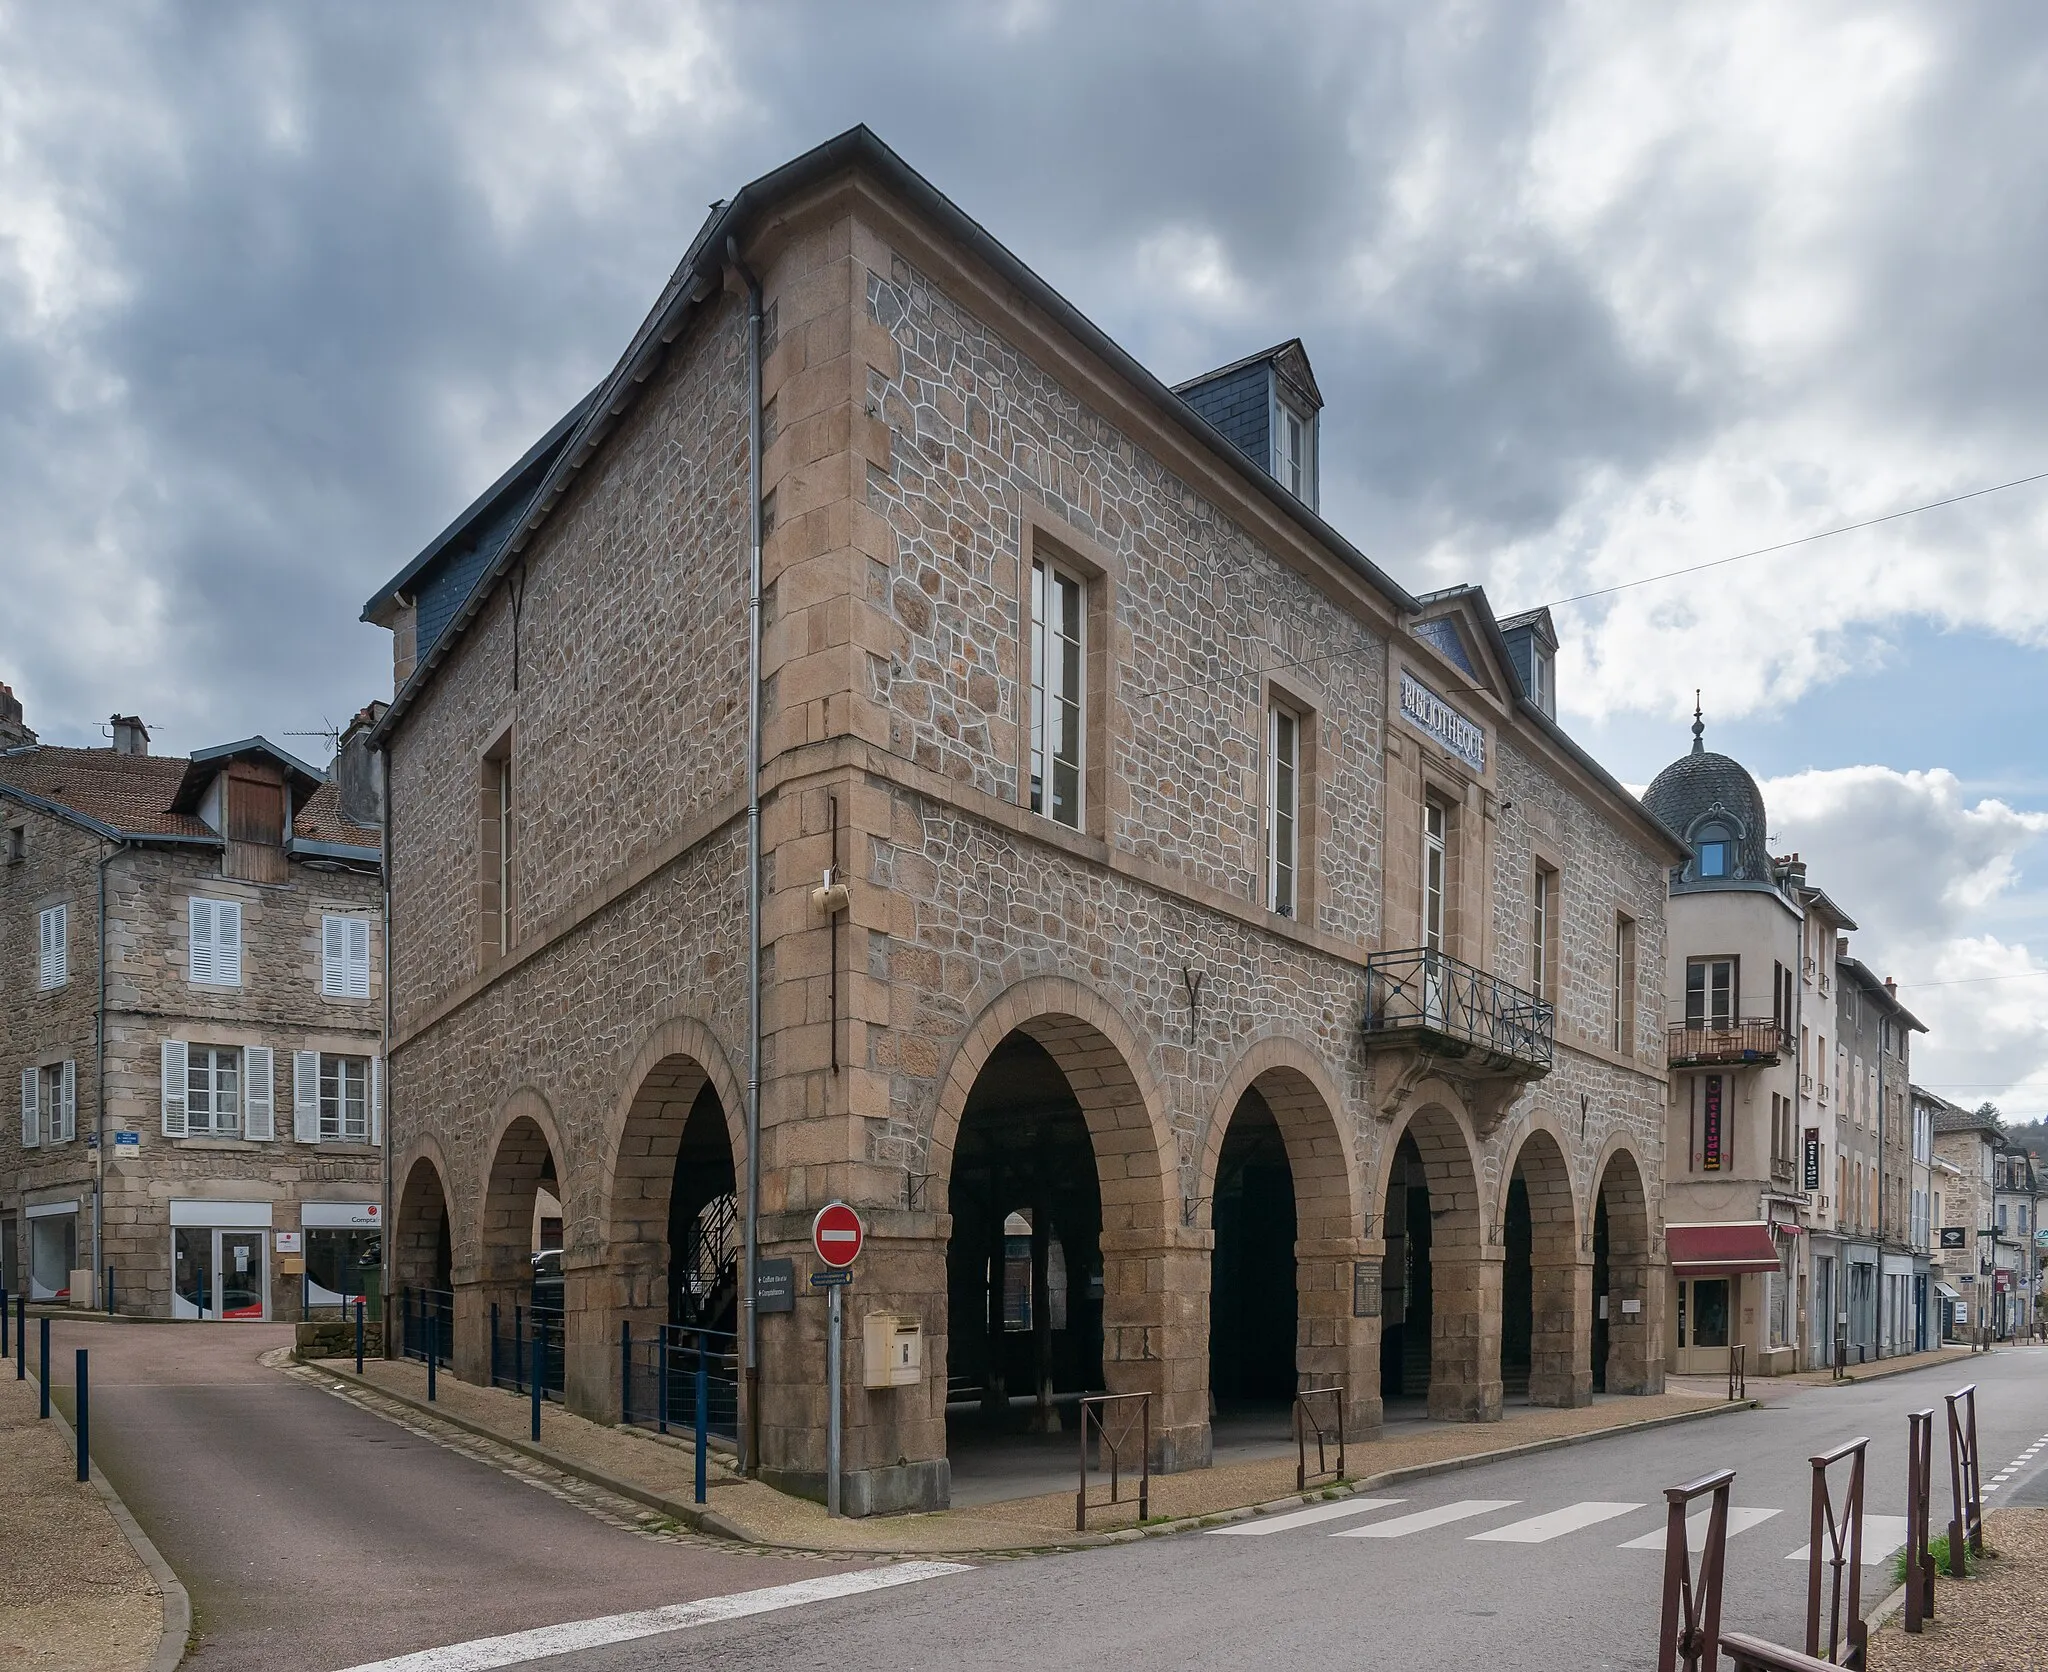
[1668,1017,1787,1069]
[1361,948,1554,1075]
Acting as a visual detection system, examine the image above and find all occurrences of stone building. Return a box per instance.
[1832,955,1924,1356]
[0,693,384,1319]
[364,127,1680,1514]
[1926,1094,2000,1338]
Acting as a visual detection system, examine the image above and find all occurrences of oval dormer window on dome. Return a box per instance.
[1696,833,1731,879]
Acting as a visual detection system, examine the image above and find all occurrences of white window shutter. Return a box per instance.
[293,1051,321,1142]
[370,1056,383,1146]
[39,905,66,988]
[242,1046,275,1141]
[322,916,345,995]
[58,1061,75,1143]
[347,918,371,999]
[52,904,66,986]
[217,901,243,986]
[189,898,214,985]
[20,1067,38,1149]
[160,1040,189,1138]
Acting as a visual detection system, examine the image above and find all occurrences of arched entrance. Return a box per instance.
[944,1035,1105,1472]
[1378,1103,1493,1421]
[481,1109,562,1393]
[394,1155,452,1295]
[1501,1128,1585,1407]
[1204,1055,1373,1442]
[1592,1147,1659,1393]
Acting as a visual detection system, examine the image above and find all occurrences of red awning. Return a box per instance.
[1667,1222,1784,1275]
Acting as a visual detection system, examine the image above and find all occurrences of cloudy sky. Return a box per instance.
[5,1,2047,1113]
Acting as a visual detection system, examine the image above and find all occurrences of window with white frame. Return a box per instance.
[188,898,243,987]
[319,1055,370,1143]
[1612,913,1637,1054]
[1531,864,1555,1000]
[37,904,67,989]
[1266,702,1299,917]
[1272,397,1314,503]
[19,1061,75,1146]
[321,915,371,998]
[1029,556,1085,829]
[185,1046,242,1137]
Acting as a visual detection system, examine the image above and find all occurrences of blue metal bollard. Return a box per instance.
[354,1297,365,1374]
[1,1283,8,1355]
[693,1330,709,1505]
[515,1305,525,1396]
[75,1349,89,1482]
[105,1266,114,1316]
[14,1294,23,1380]
[427,1310,438,1401]
[490,1304,500,1387]
[657,1324,670,1437]
[530,1318,543,1442]
[621,1321,632,1425]
[39,1316,50,1419]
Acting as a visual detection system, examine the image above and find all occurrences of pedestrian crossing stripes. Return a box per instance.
[1980,1429,2048,1495]
[1210,1495,1906,1562]
[1617,1506,1780,1551]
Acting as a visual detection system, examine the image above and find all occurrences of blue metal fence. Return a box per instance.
[400,1287,453,1368]
[622,1325,740,1442]
[488,1301,565,1399]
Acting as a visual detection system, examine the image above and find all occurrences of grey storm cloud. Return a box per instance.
[7,0,2048,754]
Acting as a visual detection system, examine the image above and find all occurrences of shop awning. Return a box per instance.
[1667,1222,1784,1276]
[1935,1282,1961,1301]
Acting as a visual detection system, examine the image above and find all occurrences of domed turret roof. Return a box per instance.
[1642,708,1773,884]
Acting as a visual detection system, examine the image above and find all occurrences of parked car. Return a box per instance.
[530,1248,564,1312]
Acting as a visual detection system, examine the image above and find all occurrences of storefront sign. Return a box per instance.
[1940,1227,1968,1250]
[1995,1269,2012,1292]
[301,1202,379,1229]
[274,1231,303,1254]
[1803,1127,1820,1191]
[1399,670,1486,772]
[754,1257,795,1314]
[1702,1076,1724,1171]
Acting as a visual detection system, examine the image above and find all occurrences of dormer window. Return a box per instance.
[1527,644,1553,717]
[1273,396,1314,503]
[1697,839,1729,878]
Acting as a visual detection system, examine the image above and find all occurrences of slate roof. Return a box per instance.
[1642,726,1774,882]
[0,745,377,851]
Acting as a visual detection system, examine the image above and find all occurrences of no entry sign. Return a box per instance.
[812,1202,864,1269]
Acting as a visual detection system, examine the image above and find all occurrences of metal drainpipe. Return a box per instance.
[728,235,764,1477]
[380,746,393,1351]
[92,840,119,1307]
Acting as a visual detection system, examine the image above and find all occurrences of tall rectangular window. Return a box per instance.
[1422,800,1447,954]
[188,897,244,987]
[481,733,515,958]
[1612,913,1637,1054]
[1272,399,1313,502]
[1029,557,1084,830]
[1684,957,1737,1029]
[321,915,372,998]
[1266,703,1298,917]
[1531,864,1557,1000]
[185,1046,242,1139]
[37,904,67,989]
[318,1055,370,1143]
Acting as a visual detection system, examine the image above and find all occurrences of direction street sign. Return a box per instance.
[813,1202,864,1269]
[810,1269,852,1288]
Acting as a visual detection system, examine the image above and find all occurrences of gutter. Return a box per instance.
[728,237,765,1478]
[285,836,382,864]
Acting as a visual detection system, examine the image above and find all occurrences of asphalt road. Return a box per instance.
[525,1347,2048,1672]
[37,1320,853,1672]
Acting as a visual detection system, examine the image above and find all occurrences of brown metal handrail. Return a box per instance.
[1945,1383,1983,1574]
[1719,1634,1839,1672]
[1904,1409,1937,1633]
[1656,1468,1734,1672]
[1727,1343,1747,1402]
[1803,1436,1867,1667]
[1294,1385,1346,1491]
[1075,1391,1150,1533]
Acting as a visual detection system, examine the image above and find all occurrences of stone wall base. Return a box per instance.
[296,1319,386,1358]
[761,1457,952,1517]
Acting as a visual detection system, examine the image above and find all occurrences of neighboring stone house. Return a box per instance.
[1926,1093,2000,1338]
[363,127,1680,1515]
[1992,1138,2040,1336]
[0,695,385,1320]
[1831,955,1924,1357]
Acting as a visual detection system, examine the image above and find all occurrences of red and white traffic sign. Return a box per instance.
[812,1202,864,1269]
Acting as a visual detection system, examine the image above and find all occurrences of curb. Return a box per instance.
[310,1361,1757,1559]
[1865,1579,1909,1636]
[1808,1352,1981,1390]
[27,1369,191,1672]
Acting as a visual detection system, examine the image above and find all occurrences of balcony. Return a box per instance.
[1361,949,1554,1129]
[1667,1017,1787,1069]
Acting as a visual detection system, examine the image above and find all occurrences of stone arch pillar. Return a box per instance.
[1505,1124,1588,1407]
[1593,1144,1663,1393]
[473,1096,564,1399]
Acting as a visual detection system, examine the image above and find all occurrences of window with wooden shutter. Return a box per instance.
[20,1067,38,1148]
[293,1051,320,1143]
[56,1061,75,1143]
[160,1040,189,1138]
[190,898,242,987]
[242,1046,275,1141]
[38,904,67,989]
[322,915,371,998]
[370,1055,382,1146]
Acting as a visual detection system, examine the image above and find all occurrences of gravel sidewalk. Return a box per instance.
[0,1372,162,1672]
[1866,1508,2048,1671]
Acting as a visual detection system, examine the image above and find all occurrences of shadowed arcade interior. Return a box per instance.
[1208,1091,1298,1412]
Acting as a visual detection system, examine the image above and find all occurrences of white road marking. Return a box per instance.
[1470,1501,1643,1544]
[1207,1498,1405,1535]
[330,1563,972,1672]
[1620,1507,1780,1551]
[1334,1499,1519,1539]
[1786,1515,1910,1564]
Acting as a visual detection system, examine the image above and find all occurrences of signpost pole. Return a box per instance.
[826,1281,843,1518]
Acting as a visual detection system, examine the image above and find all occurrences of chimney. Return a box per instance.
[334,701,389,830]
[0,682,35,752]
[110,715,150,756]
[1885,977,1897,997]
[1836,934,1850,959]
[1784,854,1807,890]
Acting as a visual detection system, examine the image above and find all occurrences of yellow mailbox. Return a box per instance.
[862,1311,924,1389]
